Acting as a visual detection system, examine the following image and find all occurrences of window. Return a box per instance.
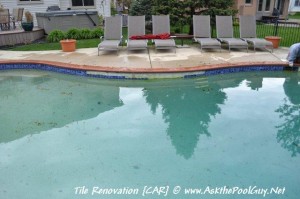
[258,0,263,11]
[18,0,42,4]
[295,0,300,7]
[72,0,95,7]
[245,0,252,4]
[258,0,271,12]
[265,0,271,11]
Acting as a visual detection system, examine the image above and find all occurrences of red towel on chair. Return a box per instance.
[130,33,171,40]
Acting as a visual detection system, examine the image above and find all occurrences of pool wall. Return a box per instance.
[0,61,299,80]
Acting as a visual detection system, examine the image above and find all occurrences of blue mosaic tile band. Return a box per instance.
[0,63,127,79]
[184,65,285,78]
[0,63,294,80]
[0,63,86,76]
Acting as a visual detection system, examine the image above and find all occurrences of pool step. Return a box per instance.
[194,77,209,88]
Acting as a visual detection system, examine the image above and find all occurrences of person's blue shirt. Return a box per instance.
[287,43,300,63]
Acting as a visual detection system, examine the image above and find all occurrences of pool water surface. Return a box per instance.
[0,70,299,199]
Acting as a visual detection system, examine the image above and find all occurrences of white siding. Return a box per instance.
[59,0,111,16]
[96,0,110,16]
[289,0,300,12]
[59,0,70,10]
[1,0,111,25]
[1,0,61,24]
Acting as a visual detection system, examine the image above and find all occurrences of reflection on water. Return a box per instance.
[1,70,300,158]
[1,70,300,199]
[275,73,300,157]
[143,79,227,159]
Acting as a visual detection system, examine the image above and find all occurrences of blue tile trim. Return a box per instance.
[0,63,152,79]
[0,63,150,80]
[184,65,285,78]
[0,63,87,76]
[0,63,292,80]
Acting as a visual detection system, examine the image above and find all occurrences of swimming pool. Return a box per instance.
[0,70,299,199]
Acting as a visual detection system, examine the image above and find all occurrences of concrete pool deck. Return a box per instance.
[0,46,296,75]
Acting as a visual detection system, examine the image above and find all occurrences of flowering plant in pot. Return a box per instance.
[22,11,34,31]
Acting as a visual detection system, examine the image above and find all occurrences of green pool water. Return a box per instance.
[0,70,299,199]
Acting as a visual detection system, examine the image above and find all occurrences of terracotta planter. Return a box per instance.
[265,36,281,49]
[60,39,76,52]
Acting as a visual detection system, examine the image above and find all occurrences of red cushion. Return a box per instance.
[130,33,170,40]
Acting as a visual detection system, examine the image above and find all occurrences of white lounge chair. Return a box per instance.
[216,15,248,52]
[98,16,122,55]
[152,15,176,52]
[193,15,221,51]
[239,15,273,52]
[127,15,148,51]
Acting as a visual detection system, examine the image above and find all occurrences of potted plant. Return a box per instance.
[60,38,76,52]
[22,11,34,31]
[265,36,281,49]
[265,19,281,49]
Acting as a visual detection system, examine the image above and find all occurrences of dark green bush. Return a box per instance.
[66,28,81,40]
[91,28,104,38]
[47,28,103,42]
[47,30,65,43]
[80,28,92,39]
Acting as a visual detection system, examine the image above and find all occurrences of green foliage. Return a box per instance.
[80,28,92,39]
[111,1,118,15]
[289,12,300,19]
[47,30,65,43]
[233,18,239,26]
[66,28,81,40]
[152,0,238,34]
[98,15,104,26]
[11,39,100,51]
[91,28,104,38]
[47,28,103,43]
[129,0,153,21]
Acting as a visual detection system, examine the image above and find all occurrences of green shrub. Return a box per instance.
[47,28,103,42]
[91,28,104,38]
[66,28,81,40]
[47,30,65,43]
[80,28,92,39]
[174,27,181,34]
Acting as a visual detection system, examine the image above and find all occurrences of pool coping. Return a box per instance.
[0,60,299,79]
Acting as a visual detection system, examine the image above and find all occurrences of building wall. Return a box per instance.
[282,0,290,17]
[289,0,300,12]
[234,0,289,19]
[235,0,258,16]
[0,0,110,25]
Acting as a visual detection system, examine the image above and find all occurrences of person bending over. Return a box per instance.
[287,43,300,67]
